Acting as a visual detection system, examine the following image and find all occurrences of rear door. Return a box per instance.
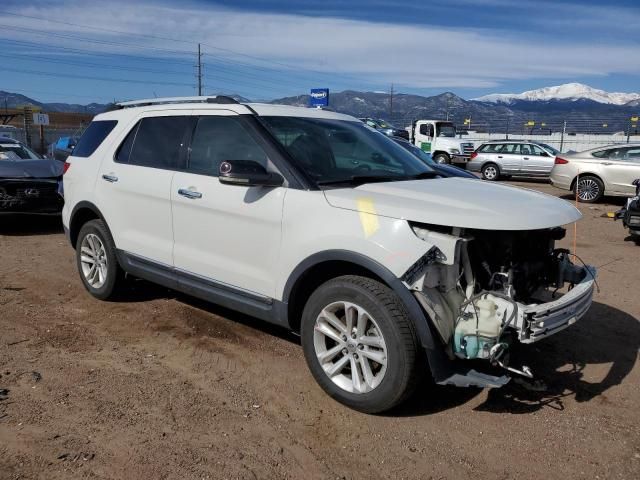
[171,111,285,298]
[496,143,522,173]
[601,147,640,195]
[522,144,554,175]
[95,112,192,265]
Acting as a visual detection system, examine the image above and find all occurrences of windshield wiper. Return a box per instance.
[316,175,407,186]
[317,172,437,187]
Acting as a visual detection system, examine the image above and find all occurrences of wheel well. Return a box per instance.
[286,260,385,333]
[69,207,100,248]
[432,151,449,159]
[570,173,604,192]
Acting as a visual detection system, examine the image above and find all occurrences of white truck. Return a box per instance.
[408,120,475,165]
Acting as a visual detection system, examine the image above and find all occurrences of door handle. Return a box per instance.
[600,162,612,166]
[523,157,530,160]
[101,174,118,183]
[497,156,503,159]
[178,188,202,199]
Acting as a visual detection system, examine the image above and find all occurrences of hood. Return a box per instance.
[0,158,63,179]
[323,177,581,230]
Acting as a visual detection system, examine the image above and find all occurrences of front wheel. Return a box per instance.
[433,153,449,164]
[300,275,421,413]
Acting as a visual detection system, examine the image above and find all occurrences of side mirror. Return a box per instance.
[218,160,284,187]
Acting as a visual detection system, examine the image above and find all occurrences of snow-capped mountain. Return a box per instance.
[474,83,640,106]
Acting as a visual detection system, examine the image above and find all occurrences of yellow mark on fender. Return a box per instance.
[357,197,379,238]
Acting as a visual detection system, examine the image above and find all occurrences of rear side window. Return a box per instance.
[116,116,192,170]
[72,120,117,157]
[188,116,268,175]
[479,143,503,153]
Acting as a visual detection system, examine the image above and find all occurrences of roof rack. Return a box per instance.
[116,95,240,108]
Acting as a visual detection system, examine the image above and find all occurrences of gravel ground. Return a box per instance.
[0,180,639,480]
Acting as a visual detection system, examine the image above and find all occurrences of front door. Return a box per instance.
[601,146,640,195]
[521,144,554,175]
[171,112,286,298]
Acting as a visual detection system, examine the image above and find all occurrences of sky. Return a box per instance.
[0,0,639,104]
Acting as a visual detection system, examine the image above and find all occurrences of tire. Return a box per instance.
[575,175,604,203]
[300,275,421,414]
[75,219,124,300]
[433,153,449,164]
[481,163,500,181]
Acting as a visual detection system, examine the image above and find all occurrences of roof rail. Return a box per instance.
[116,95,240,108]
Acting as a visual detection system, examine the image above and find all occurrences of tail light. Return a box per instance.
[555,157,569,165]
[470,151,478,160]
[63,161,71,174]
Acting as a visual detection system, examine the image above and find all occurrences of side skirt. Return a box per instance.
[116,250,289,328]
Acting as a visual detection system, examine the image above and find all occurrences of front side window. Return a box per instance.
[73,120,117,158]
[500,144,518,154]
[188,116,268,175]
[530,145,547,156]
[262,116,434,185]
[436,124,456,138]
[116,116,191,169]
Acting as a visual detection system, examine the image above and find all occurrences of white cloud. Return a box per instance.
[2,0,640,91]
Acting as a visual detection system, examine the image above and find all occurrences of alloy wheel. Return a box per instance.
[313,301,388,394]
[577,178,600,202]
[79,233,108,289]
[483,165,498,180]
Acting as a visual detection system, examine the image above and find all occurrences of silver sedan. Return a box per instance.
[550,143,640,202]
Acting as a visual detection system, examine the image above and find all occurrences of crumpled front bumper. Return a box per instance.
[516,266,596,343]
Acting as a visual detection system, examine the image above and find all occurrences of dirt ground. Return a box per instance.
[1,180,639,480]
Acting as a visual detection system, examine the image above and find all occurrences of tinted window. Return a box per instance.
[117,116,191,169]
[500,144,518,154]
[518,144,532,155]
[530,145,547,156]
[73,120,117,157]
[188,116,268,175]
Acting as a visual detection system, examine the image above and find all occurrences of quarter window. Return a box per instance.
[116,116,191,169]
[188,116,268,175]
[73,120,117,158]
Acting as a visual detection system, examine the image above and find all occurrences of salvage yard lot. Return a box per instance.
[1,180,639,480]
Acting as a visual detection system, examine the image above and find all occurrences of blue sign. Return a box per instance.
[309,88,329,107]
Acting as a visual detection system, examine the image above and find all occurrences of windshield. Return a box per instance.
[437,123,456,138]
[393,140,436,166]
[539,143,559,155]
[262,117,434,185]
[0,141,41,160]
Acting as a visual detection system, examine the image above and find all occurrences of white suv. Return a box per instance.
[62,97,596,413]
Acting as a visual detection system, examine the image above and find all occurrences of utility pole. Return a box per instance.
[560,120,567,152]
[389,83,394,119]
[197,43,203,96]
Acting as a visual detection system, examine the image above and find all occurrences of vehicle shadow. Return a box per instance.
[115,277,300,345]
[558,194,627,207]
[392,301,638,416]
[474,301,638,414]
[0,214,63,236]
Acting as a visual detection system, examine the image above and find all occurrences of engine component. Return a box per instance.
[453,295,502,360]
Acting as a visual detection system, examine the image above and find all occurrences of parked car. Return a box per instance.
[62,97,595,413]
[359,118,410,139]
[392,137,477,179]
[49,136,78,162]
[467,140,557,180]
[0,136,64,214]
[550,144,640,203]
[615,179,640,240]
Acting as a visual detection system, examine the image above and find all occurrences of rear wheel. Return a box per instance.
[300,275,421,413]
[76,219,124,300]
[575,175,604,203]
[481,163,500,181]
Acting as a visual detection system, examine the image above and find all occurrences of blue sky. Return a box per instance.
[0,0,639,104]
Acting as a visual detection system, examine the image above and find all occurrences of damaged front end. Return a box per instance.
[403,223,596,387]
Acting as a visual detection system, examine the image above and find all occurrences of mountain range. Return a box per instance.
[2,83,638,133]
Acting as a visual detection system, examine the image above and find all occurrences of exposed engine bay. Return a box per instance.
[404,223,597,379]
